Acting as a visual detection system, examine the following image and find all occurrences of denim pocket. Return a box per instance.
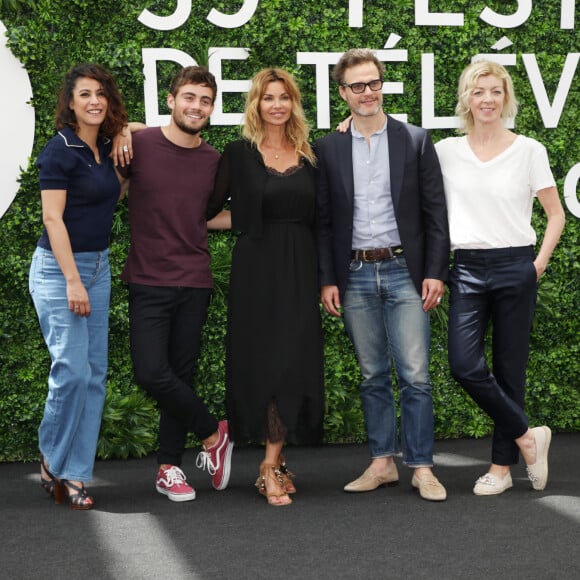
[393,255,407,268]
[348,259,363,272]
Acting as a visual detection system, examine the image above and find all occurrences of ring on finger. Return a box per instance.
[122,145,129,152]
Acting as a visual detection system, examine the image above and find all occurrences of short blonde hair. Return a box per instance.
[455,60,518,134]
[243,68,315,165]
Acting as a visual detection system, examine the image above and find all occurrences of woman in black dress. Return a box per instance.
[211,68,324,506]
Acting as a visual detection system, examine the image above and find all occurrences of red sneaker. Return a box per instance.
[196,420,234,490]
[155,465,196,502]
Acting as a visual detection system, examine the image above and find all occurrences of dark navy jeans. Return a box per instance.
[448,246,537,466]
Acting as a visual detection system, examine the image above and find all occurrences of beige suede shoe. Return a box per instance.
[411,473,447,501]
[343,463,399,492]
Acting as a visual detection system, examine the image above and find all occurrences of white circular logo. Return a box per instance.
[0,19,35,219]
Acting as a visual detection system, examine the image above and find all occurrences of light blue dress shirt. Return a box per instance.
[351,118,401,250]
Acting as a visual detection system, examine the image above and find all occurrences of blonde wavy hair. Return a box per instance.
[455,60,519,134]
[243,68,316,165]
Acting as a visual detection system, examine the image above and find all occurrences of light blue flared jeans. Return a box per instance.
[29,247,110,481]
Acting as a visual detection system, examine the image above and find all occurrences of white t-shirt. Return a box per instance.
[435,135,556,250]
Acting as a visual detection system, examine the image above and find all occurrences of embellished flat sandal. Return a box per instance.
[278,454,296,494]
[255,462,292,507]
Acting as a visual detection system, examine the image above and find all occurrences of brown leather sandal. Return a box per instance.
[255,462,292,506]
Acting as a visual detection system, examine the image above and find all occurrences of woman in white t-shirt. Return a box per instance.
[435,60,565,496]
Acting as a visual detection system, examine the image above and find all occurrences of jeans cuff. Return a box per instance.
[370,452,399,460]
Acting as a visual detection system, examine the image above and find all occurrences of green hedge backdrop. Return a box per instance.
[1,0,578,461]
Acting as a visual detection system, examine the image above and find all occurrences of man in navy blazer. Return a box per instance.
[316,49,450,501]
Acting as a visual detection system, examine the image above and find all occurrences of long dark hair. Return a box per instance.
[55,63,128,137]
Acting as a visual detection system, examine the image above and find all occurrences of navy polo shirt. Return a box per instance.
[36,126,120,252]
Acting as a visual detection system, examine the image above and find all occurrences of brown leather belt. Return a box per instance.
[351,246,404,262]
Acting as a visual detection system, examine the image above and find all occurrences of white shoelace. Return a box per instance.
[196,450,216,475]
[161,465,187,485]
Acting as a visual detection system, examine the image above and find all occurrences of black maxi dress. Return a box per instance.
[213,140,324,445]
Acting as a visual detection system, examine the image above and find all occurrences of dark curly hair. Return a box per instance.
[55,63,128,137]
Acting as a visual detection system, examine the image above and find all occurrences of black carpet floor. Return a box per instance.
[1,434,579,580]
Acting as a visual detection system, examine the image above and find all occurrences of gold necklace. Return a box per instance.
[264,142,285,160]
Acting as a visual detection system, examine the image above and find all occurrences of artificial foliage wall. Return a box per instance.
[0,0,578,461]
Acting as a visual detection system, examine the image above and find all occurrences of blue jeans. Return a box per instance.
[29,247,110,481]
[448,247,536,466]
[343,257,434,466]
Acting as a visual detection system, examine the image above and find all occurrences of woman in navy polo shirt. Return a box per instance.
[29,64,128,509]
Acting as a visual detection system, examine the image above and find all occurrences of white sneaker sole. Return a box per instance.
[156,485,196,502]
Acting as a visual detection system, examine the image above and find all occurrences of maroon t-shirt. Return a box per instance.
[121,127,220,288]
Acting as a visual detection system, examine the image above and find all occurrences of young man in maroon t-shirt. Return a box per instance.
[120,67,232,502]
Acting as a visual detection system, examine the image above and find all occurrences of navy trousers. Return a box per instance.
[448,246,537,466]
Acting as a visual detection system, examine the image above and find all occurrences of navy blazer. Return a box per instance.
[315,115,450,298]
